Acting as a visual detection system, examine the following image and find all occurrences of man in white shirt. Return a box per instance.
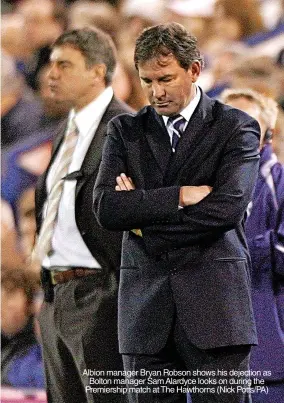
[34,27,131,403]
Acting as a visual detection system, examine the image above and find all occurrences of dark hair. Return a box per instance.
[134,22,204,71]
[52,27,117,85]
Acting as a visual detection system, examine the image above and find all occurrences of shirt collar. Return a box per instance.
[68,87,114,137]
[162,85,201,127]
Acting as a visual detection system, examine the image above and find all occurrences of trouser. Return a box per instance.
[122,318,252,403]
[39,271,125,403]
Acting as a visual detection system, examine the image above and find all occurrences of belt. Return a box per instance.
[43,266,103,285]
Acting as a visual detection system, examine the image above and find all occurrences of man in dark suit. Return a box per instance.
[33,28,131,403]
[93,23,260,403]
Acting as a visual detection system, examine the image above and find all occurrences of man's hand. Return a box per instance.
[115,174,142,236]
[115,173,135,191]
[179,185,212,206]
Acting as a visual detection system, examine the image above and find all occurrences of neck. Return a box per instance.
[74,86,107,112]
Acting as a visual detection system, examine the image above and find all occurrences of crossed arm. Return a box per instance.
[115,173,212,206]
[93,117,260,252]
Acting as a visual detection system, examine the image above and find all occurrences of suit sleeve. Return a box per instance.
[142,118,260,253]
[94,116,260,254]
[93,120,181,230]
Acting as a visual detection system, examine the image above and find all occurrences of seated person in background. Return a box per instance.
[221,88,284,403]
[1,51,44,151]
[1,269,45,389]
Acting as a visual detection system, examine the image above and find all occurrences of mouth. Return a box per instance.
[48,83,58,93]
[154,101,170,108]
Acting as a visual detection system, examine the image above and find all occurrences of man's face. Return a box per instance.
[137,55,200,117]
[225,97,266,148]
[48,45,98,111]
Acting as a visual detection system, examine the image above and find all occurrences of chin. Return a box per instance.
[154,107,173,116]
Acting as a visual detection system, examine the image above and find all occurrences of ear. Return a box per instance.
[190,61,201,83]
[91,64,107,83]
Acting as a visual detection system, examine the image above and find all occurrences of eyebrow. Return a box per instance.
[50,56,72,64]
[140,74,174,81]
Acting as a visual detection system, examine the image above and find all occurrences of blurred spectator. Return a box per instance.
[205,53,284,162]
[1,13,31,63]
[68,0,120,41]
[15,0,67,90]
[244,24,284,59]
[17,187,37,260]
[203,42,248,97]
[1,62,69,223]
[276,47,284,112]
[273,110,284,163]
[228,55,284,162]
[1,61,69,278]
[1,269,44,389]
[1,51,44,151]
[165,0,215,48]
[213,0,266,43]
[228,55,281,98]
[221,88,284,402]
[67,0,132,104]
[1,200,25,271]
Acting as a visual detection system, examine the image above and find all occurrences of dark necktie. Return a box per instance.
[167,115,186,152]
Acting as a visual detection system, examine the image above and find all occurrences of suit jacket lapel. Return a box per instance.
[165,92,215,182]
[145,109,172,174]
[49,120,67,166]
[75,97,119,197]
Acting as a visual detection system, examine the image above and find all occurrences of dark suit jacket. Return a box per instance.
[35,96,132,272]
[93,91,260,354]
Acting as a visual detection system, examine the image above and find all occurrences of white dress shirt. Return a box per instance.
[42,87,114,268]
[162,85,201,141]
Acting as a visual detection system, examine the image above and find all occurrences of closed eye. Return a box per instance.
[58,61,72,69]
[141,77,151,84]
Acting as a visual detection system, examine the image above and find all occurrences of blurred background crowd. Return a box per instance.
[1,0,284,396]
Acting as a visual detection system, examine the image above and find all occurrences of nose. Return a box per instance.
[47,63,59,80]
[152,82,165,99]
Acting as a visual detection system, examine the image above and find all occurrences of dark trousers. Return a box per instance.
[39,272,125,403]
[123,318,252,403]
